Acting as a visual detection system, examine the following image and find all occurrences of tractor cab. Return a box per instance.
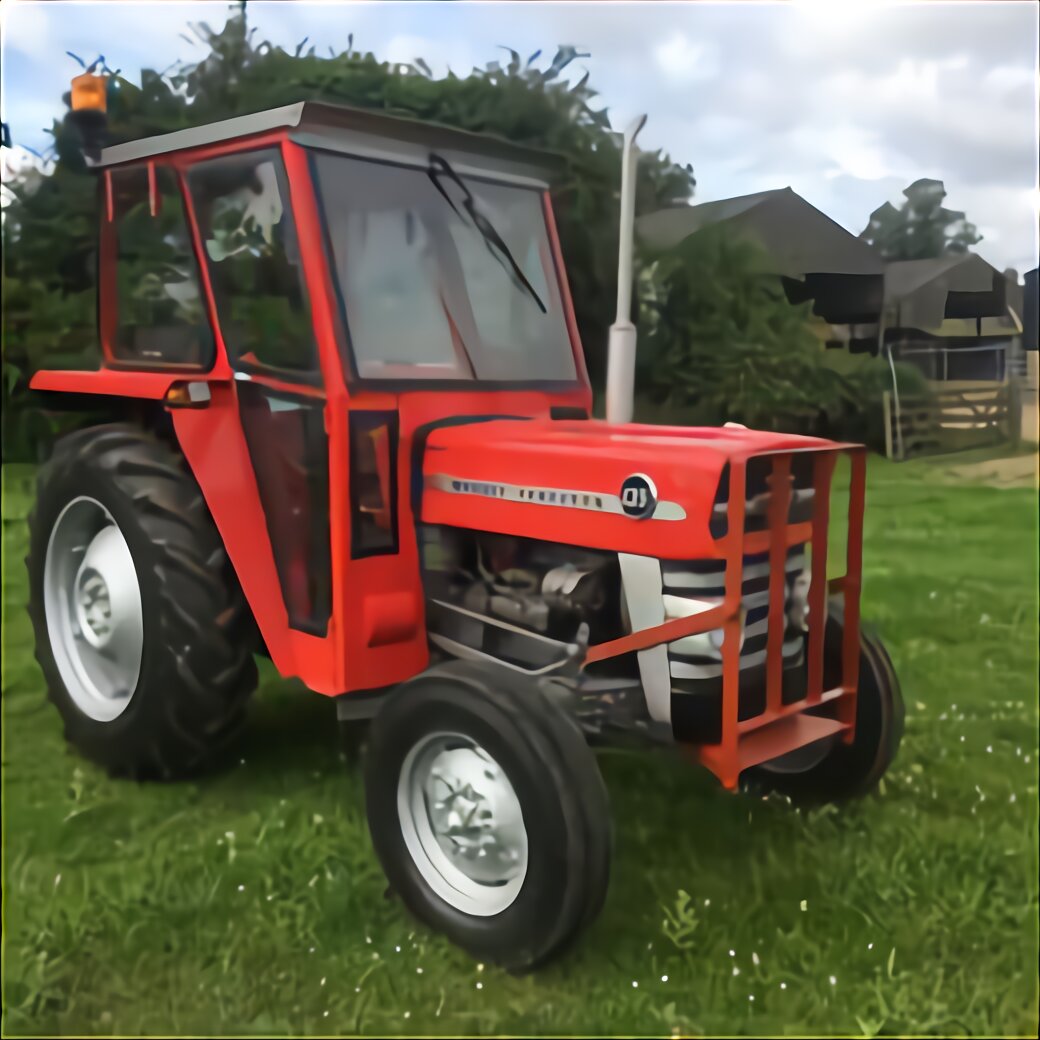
[28,93,903,971]
[35,101,593,695]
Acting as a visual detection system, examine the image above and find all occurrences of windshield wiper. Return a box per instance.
[427,153,547,315]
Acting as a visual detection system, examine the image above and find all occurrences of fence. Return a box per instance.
[896,340,1011,383]
[882,383,1019,461]
[1007,354,1028,379]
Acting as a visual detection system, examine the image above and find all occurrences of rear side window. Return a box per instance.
[110,165,210,366]
[188,151,318,376]
[236,382,332,634]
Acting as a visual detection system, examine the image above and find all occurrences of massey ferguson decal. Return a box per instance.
[425,473,686,521]
[619,473,657,519]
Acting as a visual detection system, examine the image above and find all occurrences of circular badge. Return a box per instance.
[620,474,657,519]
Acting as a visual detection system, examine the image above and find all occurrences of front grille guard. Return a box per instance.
[582,446,866,789]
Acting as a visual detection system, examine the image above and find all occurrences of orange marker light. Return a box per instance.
[71,72,107,113]
[163,382,211,408]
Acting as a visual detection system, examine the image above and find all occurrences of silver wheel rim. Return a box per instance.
[43,496,144,722]
[397,731,528,917]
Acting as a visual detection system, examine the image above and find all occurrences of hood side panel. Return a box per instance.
[420,419,843,558]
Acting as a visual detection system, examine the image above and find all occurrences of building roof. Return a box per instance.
[635,187,884,277]
[95,101,563,187]
[636,187,886,324]
[883,253,1017,331]
[883,253,992,300]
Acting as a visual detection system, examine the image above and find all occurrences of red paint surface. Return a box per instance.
[27,121,867,787]
[422,418,841,559]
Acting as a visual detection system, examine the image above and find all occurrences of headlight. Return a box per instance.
[663,594,745,658]
[787,571,811,631]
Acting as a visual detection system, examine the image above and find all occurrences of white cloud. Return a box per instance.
[1,0,1037,272]
[983,64,1037,93]
[653,34,716,83]
[1,1,54,61]
[816,125,903,183]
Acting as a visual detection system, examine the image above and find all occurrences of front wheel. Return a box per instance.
[747,603,905,802]
[364,660,612,973]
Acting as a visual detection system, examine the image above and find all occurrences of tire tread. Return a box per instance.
[26,423,257,779]
[365,659,612,973]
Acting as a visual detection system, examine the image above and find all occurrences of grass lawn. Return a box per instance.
[2,449,1037,1037]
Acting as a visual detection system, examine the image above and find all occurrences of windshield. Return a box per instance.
[312,151,577,383]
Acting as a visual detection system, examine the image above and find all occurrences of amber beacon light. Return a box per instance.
[70,70,107,113]
[67,70,109,159]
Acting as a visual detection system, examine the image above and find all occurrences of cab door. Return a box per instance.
[177,146,342,689]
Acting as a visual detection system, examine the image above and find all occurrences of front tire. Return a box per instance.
[26,423,258,779]
[748,602,905,801]
[364,660,612,973]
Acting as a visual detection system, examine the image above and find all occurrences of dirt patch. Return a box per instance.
[939,451,1039,489]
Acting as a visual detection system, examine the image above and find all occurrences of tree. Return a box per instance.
[1,3,696,460]
[859,177,981,261]
[633,225,924,448]
[636,226,848,432]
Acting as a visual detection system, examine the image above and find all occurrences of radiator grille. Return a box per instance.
[661,547,807,681]
[710,454,817,537]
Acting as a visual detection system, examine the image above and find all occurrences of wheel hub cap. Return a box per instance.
[398,733,528,916]
[44,497,144,722]
[426,748,526,883]
[76,568,113,647]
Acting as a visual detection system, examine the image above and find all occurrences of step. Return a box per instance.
[696,712,850,788]
[736,713,849,773]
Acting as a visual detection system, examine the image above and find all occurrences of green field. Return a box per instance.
[2,451,1037,1037]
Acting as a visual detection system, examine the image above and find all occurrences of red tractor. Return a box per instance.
[25,78,903,971]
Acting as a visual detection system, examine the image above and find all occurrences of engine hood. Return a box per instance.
[420,418,848,559]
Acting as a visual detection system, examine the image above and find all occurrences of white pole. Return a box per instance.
[884,341,905,461]
[875,300,905,460]
[606,113,647,425]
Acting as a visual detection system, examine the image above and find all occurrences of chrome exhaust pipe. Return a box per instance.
[606,113,647,425]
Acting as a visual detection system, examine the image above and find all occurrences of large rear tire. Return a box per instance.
[26,423,258,779]
[364,660,612,973]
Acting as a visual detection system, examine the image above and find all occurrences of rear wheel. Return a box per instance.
[26,423,258,778]
[364,660,612,972]
[747,603,905,801]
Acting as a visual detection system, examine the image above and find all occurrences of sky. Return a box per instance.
[2,0,1038,274]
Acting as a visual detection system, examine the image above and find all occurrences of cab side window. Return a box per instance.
[188,151,318,377]
[110,165,210,366]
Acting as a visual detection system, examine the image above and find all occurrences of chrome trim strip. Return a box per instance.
[667,615,772,657]
[662,593,723,619]
[618,554,672,725]
[669,638,804,680]
[732,589,772,611]
[427,474,686,521]
[663,553,806,590]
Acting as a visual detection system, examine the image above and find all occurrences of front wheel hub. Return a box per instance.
[398,733,528,916]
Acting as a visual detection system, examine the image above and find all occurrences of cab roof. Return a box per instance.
[96,101,564,188]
